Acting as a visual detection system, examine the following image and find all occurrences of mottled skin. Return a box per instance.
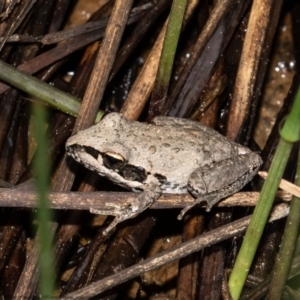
[66,113,262,234]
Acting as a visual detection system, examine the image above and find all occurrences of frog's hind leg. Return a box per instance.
[177,153,261,220]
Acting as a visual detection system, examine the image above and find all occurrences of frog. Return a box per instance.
[66,113,262,234]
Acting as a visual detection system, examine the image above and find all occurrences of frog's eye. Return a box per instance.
[103,152,125,170]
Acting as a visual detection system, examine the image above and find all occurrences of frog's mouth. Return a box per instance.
[66,144,147,188]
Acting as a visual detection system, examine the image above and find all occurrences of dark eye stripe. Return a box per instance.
[83,146,100,160]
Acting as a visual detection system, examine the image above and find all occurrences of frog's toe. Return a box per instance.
[90,205,136,235]
[102,213,128,235]
[177,199,204,220]
[177,196,218,219]
[205,202,213,212]
[177,205,191,220]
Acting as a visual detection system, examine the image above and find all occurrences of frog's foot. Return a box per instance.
[177,193,221,220]
[91,184,161,235]
[91,205,141,235]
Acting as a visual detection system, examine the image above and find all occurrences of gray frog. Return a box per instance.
[66,113,262,234]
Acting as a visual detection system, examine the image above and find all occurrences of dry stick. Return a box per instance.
[13,221,55,299]
[162,0,237,117]
[0,9,143,95]
[0,0,37,52]
[13,1,134,299]
[176,212,203,299]
[120,20,167,120]
[0,189,291,210]
[61,203,290,300]
[110,0,171,81]
[259,171,300,198]
[0,31,105,94]
[120,0,198,120]
[226,0,271,141]
[73,0,134,131]
[39,6,147,44]
[0,7,149,44]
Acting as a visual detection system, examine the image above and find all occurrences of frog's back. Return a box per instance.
[124,117,240,168]
[120,117,241,193]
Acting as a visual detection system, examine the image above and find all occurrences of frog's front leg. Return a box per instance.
[91,183,161,235]
[178,152,262,220]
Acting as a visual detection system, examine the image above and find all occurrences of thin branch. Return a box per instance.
[0,6,149,45]
[259,171,300,198]
[60,203,290,299]
[0,0,37,52]
[0,189,291,211]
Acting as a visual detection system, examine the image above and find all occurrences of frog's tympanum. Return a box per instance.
[66,113,262,234]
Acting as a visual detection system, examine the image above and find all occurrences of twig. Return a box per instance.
[73,0,134,131]
[121,0,197,120]
[259,171,300,198]
[0,0,37,52]
[60,203,289,299]
[0,8,145,95]
[0,7,149,45]
[226,0,278,140]
[0,189,291,210]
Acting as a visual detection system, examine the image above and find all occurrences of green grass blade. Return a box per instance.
[280,88,300,142]
[267,145,300,299]
[229,85,300,299]
[149,0,187,118]
[32,104,55,297]
[229,138,292,299]
[0,59,104,121]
